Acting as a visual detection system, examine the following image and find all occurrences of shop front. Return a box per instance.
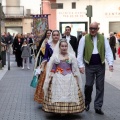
[5,19,23,35]
[43,0,120,37]
[5,18,33,35]
[59,22,88,38]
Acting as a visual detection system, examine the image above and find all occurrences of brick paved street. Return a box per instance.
[0,55,120,120]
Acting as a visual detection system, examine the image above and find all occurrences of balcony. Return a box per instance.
[2,6,24,18]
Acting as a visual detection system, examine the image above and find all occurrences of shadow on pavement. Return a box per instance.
[45,113,83,120]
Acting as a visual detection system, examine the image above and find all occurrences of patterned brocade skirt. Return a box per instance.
[43,80,85,114]
[34,64,47,104]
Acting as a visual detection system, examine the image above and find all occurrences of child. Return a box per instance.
[43,39,85,114]
[21,40,30,69]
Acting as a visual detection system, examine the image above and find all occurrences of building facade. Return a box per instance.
[2,0,40,35]
[42,0,120,37]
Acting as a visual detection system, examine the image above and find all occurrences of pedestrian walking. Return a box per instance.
[109,32,116,60]
[21,40,30,69]
[117,43,120,58]
[34,30,61,104]
[43,39,84,114]
[24,33,33,64]
[35,29,52,68]
[4,32,13,55]
[13,34,23,67]
[62,26,78,56]
[0,42,6,67]
[77,22,114,115]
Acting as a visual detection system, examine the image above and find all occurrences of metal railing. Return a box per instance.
[2,6,24,17]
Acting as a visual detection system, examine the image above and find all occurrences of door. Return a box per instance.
[59,22,88,38]
[109,22,120,33]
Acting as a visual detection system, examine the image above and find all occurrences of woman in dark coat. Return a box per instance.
[13,34,23,67]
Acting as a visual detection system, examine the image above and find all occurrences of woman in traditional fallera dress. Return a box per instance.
[34,30,61,104]
[36,29,52,67]
[43,39,85,114]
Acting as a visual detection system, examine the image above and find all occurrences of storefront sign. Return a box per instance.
[58,11,85,18]
[105,12,120,17]
[105,6,120,17]
[5,21,22,26]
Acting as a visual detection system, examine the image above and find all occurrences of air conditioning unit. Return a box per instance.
[26,9,31,16]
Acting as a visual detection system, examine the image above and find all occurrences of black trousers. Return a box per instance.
[16,50,22,67]
[111,47,116,60]
[85,63,105,109]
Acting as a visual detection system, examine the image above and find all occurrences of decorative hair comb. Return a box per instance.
[60,38,67,42]
[52,30,60,33]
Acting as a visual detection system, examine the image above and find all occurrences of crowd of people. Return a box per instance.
[1,21,119,116]
[32,21,116,116]
[34,27,85,114]
[12,33,35,69]
[0,32,37,69]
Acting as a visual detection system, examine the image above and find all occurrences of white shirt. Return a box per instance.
[77,35,114,68]
[66,35,70,43]
[114,35,118,44]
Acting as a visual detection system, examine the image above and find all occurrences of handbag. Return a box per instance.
[30,70,38,88]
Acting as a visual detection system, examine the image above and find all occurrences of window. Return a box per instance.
[72,2,76,9]
[51,3,63,9]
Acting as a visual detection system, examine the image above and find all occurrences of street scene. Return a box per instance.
[0,55,120,120]
[0,0,120,120]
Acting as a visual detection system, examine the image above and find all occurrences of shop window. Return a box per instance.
[72,2,76,9]
[51,3,63,9]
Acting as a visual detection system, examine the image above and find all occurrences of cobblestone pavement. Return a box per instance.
[0,55,120,120]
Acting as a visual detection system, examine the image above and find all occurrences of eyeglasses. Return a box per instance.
[89,27,98,31]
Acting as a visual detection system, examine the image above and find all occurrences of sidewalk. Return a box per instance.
[0,55,120,120]
[0,55,14,81]
[0,65,8,81]
[105,56,120,90]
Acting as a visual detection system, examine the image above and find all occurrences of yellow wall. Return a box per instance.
[22,18,33,34]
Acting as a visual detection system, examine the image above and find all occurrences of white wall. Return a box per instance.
[57,0,120,36]
[20,0,41,14]
[6,0,20,6]
[2,0,41,15]
[2,0,6,6]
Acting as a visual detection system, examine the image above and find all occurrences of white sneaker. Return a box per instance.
[27,67,30,70]
[22,67,24,69]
